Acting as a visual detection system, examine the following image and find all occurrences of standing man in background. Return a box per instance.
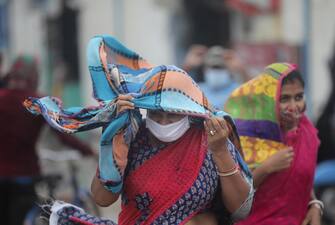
[198,46,251,109]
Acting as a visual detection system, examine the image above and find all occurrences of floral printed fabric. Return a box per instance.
[49,201,116,225]
[225,63,296,168]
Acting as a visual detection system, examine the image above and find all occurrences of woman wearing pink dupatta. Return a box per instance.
[225,63,322,225]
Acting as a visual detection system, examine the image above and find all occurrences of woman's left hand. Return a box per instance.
[301,206,321,225]
[204,116,230,153]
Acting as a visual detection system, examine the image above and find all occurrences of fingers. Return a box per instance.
[216,117,227,130]
[118,104,134,113]
[118,94,134,101]
[204,118,216,136]
[282,147,294,161]
[283,149,294,168]
[268,147,295,172]
[203,120,210,134]
[117,100,134,107]
[204,116,229,138]
[116,95,135,114]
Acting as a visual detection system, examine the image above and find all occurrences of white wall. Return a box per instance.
[77,0,115,106]
[281,0,335,120]
[78,0,174,106]
[9,0,48,91]
[123,0,174,65]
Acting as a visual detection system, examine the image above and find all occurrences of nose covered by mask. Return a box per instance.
[146,116,190,142]
[204,68,232,89]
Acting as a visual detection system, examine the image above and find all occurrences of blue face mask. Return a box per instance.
[204,68,232,89]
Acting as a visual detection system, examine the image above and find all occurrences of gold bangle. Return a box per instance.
[217,167,239,177]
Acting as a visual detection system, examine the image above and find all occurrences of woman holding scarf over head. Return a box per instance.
[225,63,322,225]
[25,35,254,225]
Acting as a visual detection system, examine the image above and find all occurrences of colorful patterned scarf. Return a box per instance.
[224,63,297,168]
[24,35,224,193]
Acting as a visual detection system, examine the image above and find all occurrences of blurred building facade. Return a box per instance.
[1,0,335,119]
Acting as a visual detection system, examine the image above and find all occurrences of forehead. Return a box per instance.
[281,79,304,95]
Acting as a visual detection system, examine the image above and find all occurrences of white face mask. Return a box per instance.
[146,116,190,142]
[204,68,232,89]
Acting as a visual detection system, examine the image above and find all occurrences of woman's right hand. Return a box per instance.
[262,147,294,174]
[116,94,135,115]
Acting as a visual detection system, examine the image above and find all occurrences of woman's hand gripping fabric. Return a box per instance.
[204,116,230,153]
[262,147,294,174]
[116,94,135,115]
[111,94,135,175]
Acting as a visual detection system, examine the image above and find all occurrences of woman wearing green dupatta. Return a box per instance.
[225,63,322,225]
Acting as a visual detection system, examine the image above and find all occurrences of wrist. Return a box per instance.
[211,147,229,158]
[217,164,239,177]
[308,199,324,216]
[210,139,228,154]
[211,149,236,173]
[259,162,272,174]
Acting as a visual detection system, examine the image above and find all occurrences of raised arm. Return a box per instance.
[91,174,120,207]
[91,94,135,207]
[301,190,322,225]
[204,117,253,218]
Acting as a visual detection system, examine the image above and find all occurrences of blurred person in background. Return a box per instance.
[0,55,96,225]
[225,63,322,225]
[194,45,251,109]
[314,44,335,224]
[316,44,335,163]
[182,44,209,82]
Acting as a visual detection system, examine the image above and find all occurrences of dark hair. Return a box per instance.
[282,70,305,88]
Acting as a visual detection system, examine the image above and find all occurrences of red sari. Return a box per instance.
[119,126,209,224]
[237,116,319,225]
